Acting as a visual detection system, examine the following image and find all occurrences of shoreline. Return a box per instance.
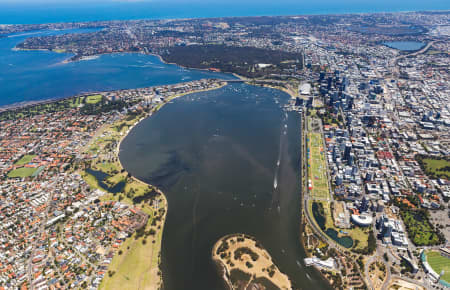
[257,83,297,98]
[0,73,231,113]
[112,81,228,287]
[2,67,318,287]
[72,80,228,289]
[13,39,247,78]
[1,47,235,111]
[112,79,305,289]
[1,9,449,26]
[299,111,335,287]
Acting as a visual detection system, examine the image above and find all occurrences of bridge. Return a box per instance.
[217,78,292,86]
[220,79,246,83]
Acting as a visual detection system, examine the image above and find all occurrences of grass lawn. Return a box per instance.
[98,213,160,290]
[89,144,100,154]
[69,96,83,108]
[124,178,152,197]
[8,167,38,178]
[112,118,139,134]
[82,170,102,191]
[426,251,450,282]
[323,202,368,249]
[85,94,103,104]
[98,195,165,290]
[421,158,450,179]
[311,201,368,250]
[322,201,334,229]
[105,172,127,187]
[83,166,151,199]
[93,161,121,175]
[15,154,37,165]
[0,94,106,121]
[307,132,330,200]
[347,227,369,250]
[85,105,166,289]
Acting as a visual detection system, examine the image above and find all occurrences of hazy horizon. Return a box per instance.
[0,0,449,25]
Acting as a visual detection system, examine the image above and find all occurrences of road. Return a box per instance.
[27,183,55,290]
[300,113,369,287]
[390,41,435,76]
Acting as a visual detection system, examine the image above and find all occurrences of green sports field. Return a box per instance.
[85,94,103,104]
[8,167,38,178]
[426,251,450,282]
[14,154,37,165]
[307,132,330,200]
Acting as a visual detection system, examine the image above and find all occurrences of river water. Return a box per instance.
[0,29,233,107]
[120,83,331,290]
[2,27,331,290]
[383,41,426,51]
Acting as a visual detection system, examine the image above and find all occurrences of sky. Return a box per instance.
[0,0,446,3]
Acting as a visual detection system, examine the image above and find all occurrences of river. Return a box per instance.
[119,83,331,290]
[0,29,233,107]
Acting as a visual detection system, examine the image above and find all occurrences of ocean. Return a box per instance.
[1,0,449,25]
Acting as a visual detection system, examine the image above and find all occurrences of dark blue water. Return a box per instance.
[1,0,449,24]
[120,83,332,289]
[0,28,234,107]
[383,41,426,51]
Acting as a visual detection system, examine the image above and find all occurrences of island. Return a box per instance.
[212,234,292,290]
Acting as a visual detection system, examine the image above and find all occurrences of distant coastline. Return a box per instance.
[0,1,449,25]
[1,40,235,110]
[0,74,231,112]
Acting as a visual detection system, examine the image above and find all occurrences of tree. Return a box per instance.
[367,230,376,254]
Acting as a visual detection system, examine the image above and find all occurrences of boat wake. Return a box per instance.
[270,113,289,210]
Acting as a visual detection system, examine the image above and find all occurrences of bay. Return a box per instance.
[0,28,234,107]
